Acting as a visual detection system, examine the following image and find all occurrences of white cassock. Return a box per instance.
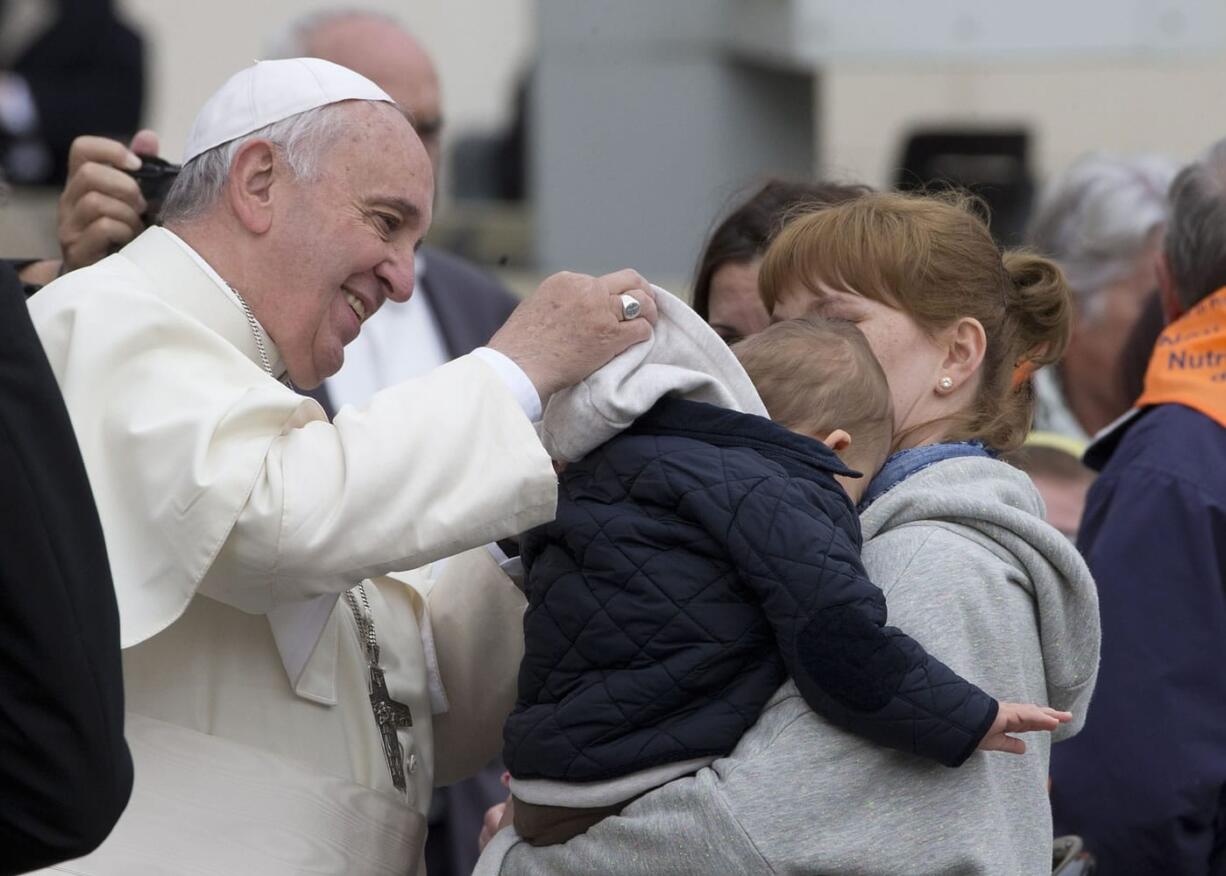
[27,226,556,875]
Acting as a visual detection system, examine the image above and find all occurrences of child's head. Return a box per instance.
[734,316,894,502]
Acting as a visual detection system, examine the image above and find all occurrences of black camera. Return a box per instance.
[127,156,180,225]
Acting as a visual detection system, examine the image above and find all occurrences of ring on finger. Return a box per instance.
[618,293,642,321]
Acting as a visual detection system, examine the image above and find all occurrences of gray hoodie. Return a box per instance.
[482,457,1101,876]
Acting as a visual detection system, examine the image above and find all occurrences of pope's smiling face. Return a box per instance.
[266,101,433,388]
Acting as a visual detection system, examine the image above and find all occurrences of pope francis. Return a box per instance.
[26,59,656,874]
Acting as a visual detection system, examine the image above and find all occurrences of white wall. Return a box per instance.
[820,58,1226,190]
[116,0,535,163]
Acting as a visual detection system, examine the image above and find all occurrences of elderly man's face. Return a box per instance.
[267,103,433,387]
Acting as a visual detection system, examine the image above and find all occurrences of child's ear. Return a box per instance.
[821,429,852,454]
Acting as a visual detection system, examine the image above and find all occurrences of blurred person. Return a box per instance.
[1027,153,1176,442]
[494,304,1066,856]
[1002,433,1095,541]
[0,177,131,873]
[1050,139,1226,874]
[480,192,1100,876]
[25,58,657,874]
[691,179,870,344]
[0,0,143,185]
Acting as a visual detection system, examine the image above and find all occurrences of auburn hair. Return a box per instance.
[759,191,1073,451]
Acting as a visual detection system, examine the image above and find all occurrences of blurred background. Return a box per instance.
[4,0,1226,293]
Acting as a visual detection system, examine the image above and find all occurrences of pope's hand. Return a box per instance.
[488,269,659,406]
[58,130,160,273]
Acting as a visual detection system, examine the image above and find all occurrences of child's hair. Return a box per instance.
[734,316,894,466]
[758,190,1074,451]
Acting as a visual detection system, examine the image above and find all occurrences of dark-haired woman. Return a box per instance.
[691,179,869,344]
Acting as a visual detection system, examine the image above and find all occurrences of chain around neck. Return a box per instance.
[343,583,381,667]
[227,283,273,378]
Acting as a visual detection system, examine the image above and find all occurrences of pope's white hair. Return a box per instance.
[263,7,402,60]
[159,103,350,225]
[1027,152,1176,321]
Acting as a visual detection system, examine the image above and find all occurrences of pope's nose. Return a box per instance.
[379,254,416,304]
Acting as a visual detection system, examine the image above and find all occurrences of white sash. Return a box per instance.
[41,714,424,876]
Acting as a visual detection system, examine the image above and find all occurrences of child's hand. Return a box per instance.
[978,702,1072,755]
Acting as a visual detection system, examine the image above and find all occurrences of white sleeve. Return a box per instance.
[201,354,557,613]
[471,346,543,423]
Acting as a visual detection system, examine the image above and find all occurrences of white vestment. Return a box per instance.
[27,227,557,874]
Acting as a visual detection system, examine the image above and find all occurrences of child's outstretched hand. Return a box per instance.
[978,702,1073,755]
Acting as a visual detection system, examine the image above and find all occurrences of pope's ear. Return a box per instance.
[226,138,277,235]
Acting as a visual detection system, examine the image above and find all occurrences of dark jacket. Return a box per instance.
[0,259,131,873]
[504,398,998,784]
[1052,403,1226,875]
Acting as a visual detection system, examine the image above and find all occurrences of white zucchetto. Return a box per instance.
[182,57,395,163]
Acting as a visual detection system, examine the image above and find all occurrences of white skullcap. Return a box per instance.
[182,57,395,164]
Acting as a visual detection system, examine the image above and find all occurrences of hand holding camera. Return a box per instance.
[57,130,178,273]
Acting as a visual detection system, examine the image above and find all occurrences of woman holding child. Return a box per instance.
[482,191,1101,875]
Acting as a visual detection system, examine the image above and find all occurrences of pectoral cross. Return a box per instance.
[369,665,413,793]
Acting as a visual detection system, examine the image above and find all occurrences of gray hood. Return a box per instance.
[861,456,1101,738]
[539,286,768,462]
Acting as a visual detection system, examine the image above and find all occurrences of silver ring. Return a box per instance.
[619,293,642,321]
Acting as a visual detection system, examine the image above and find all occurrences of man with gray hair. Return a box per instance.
[27,57,657,874]
[1050,139,1226,874]
[1027,152,1176,442]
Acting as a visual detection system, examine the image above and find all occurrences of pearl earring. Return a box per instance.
[938,376,954,392]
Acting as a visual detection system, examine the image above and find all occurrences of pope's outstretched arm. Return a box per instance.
[204,353,557,614]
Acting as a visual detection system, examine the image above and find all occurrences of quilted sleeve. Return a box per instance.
[718,475,999,767]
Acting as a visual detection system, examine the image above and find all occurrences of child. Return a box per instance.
[502,301,1069,847]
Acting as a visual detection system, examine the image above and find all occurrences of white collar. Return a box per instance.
[161,227,287,380]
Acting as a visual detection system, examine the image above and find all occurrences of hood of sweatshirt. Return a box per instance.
[539,286,769,462]
[860,456,1101,738]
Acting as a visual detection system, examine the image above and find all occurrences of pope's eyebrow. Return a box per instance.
[367,196,421,223]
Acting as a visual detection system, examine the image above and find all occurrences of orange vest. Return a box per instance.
[1136,286,1226,428]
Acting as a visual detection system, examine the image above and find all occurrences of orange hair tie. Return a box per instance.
[1012,359,1039,389]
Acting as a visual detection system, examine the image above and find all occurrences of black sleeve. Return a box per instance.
[715,474,998,767]
[0,260,132,874]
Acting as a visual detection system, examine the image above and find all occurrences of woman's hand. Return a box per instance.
[479,770,515,852]
[479,796,515,852]
[978,703,1072,755]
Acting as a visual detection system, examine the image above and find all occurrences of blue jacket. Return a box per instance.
[503,397,998,783]
[1052,403,1226,874]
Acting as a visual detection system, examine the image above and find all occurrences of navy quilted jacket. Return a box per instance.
[504,398,998,783]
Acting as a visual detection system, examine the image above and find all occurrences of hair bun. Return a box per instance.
[1001,250,1074,373]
